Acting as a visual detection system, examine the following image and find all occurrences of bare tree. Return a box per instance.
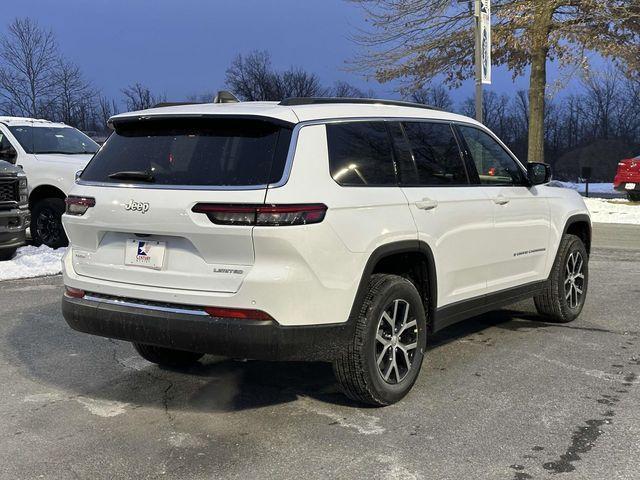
[96,96,119,132]
[55,59,95,126]
[121,83,165,111]
[225,51,279,101]
[410,84,453,110]
[186,92,215,103]
[0,18,60,116]
[348,0,640,162]
[225,50,327,101]
[331,80,375,98]
[276,67,327,98]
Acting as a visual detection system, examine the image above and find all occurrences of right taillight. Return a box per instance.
[192,203,327,226]
[65,196,96,216]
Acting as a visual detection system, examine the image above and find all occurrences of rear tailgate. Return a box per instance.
[615,157,640,184]
[63,116,293,293]
[64,187,263,293]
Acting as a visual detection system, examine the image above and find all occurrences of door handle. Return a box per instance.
[493,195,510,205]
[415,198,438,210]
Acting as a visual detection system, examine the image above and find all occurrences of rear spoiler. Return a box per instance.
[107,114,295,130]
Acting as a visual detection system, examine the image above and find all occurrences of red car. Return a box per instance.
[614,155,640,201]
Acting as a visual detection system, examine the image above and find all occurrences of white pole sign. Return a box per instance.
[477,0,491,84]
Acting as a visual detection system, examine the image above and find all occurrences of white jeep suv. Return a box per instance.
[0,117,99,247]
[61,98,591,406]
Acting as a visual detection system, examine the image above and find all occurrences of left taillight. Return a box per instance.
[64,286,85,298]
[65,196,95,216]
[192,203,327,226]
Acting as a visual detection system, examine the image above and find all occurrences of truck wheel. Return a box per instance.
[133,343,204,368]
[0,248,17,261]
[628,192,640,202]
[333,274,427,406]
[534,234,588,323]
[31,198,68,248]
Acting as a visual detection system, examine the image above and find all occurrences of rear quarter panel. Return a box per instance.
[263,124,418,325]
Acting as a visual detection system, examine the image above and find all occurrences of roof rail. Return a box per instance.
[153,102,201,108]
[278,97,443,111]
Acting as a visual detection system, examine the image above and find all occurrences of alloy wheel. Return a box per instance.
[375,299,419,384]
[564,251,585,309]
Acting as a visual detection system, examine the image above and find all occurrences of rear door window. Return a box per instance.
[326,121,397,186]
[80,118,292,186]
[396,122,468,186]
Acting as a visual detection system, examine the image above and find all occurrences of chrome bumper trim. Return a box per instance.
[82,294,209,316]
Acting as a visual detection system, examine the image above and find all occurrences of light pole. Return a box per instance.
[461,0,491,123]
[474,0,483,123]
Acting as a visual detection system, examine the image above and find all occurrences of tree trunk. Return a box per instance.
[526,7,554,164]
[527,48,547,163]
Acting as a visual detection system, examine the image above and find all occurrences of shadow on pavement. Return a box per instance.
[5,298,566,413]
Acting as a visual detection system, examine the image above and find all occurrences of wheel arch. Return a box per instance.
[563,214,592,256]
[29,184,66,208]
[348,240,438,330]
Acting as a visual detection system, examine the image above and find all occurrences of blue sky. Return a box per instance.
[1,0,585,106]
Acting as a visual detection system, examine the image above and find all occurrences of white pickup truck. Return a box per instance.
[0,117,99,247]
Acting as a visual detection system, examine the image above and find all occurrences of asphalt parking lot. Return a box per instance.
[1,223,639,480]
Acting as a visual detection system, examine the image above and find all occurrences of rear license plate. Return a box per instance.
[125,239,166,270]
[625,183,637,190]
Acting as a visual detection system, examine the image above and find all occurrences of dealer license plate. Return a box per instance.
[124,239,166,270]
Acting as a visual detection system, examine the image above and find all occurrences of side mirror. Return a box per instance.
[527,162,551,186]
[0,146,17,164]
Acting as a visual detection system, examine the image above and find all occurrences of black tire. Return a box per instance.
[628,192,640,202]
[31,198,68,248]
[333,274,427,406]
[133,343,204,368]
[534,234,588,323]
[0,248,17,261]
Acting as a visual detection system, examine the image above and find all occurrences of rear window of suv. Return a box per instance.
[80,118,292,186]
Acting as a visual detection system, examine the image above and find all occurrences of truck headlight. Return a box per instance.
[18,175,28,204]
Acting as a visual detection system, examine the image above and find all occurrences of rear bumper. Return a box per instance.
[614,179,640,192]
[62,294,353,361]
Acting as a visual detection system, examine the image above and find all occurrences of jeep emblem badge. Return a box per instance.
[124,200,150,214]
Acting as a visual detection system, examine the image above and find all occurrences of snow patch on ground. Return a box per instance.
[23,392,64,404]
[549,181,617,194]
[377,454,424,480]
[296,396,385,435]
[75,397,129,417]
[0,245,66,281]
[584,198,640,225]
[168,432,207,449]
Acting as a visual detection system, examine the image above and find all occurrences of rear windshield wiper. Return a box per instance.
[108,170,155,182]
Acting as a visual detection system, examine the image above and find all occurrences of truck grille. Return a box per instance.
[0,179,18,203]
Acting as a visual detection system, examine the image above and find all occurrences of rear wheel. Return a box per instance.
[333,274,427,406]
[133,343,204,368]
[534,234,588,323]
[31,198,68,248]
[628,192,640,202]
